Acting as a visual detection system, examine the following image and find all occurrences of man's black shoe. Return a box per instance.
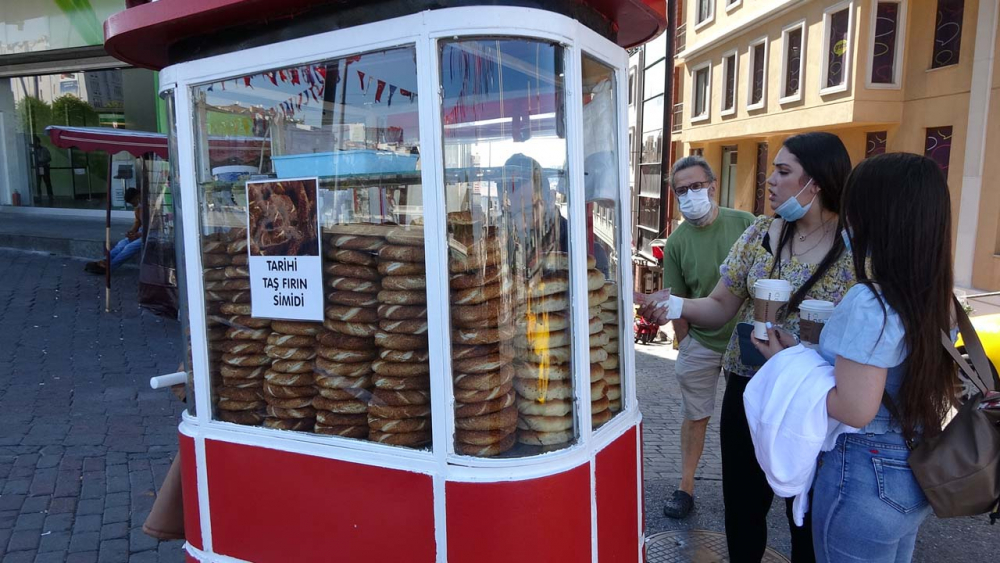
[663,490,694,519]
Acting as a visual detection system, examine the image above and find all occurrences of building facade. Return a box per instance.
[1,1,162,212]
[672,0,1000,290]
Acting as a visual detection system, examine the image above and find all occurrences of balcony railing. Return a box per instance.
[672,103,683,133]
[675,24,686,55]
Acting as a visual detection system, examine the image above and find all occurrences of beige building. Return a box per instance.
[671,0,1000,290]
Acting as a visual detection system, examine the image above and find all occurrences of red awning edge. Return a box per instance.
[45,126,169,159]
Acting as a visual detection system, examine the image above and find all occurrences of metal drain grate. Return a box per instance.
[645,530,790,563]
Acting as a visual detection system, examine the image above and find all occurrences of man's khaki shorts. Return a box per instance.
[674,336,724,420]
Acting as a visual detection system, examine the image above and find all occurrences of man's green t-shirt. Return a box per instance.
[663,207,754,354]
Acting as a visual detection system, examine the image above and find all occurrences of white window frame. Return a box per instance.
[747,36,768,110]
[690,60,712,123]
[865,0,908,89]
[695,0,716,31]
[720,48,738,116]
[726,0,743,13]
[820,1,854,95]
[779,19,807,104]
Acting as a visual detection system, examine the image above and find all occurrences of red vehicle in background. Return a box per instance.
[634,311,660,345]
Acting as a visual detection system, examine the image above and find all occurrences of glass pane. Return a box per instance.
[871,3,899,84]
[785,28,802,97]
[3,67,157,210]
[931,0,964,69]
[826,9,850,88]
[643,60,665,100]
[924,126,953,177]
[642,95,664,133]
[865,131,887,158]
[640,130,662,165]
[723,55,736,110]
[751,43,766,105]
[191,46,429,449]
[440,37,573,457]
[164,89,195,415]
[694,69,709,116]
[583,54,624,428]
[637,194,660,231]
[0,1,125,52]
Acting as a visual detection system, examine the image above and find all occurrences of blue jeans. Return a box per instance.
[812,432,931,562]
[109,237,142,271]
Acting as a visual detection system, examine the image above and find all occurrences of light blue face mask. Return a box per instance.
[774,178,816,222]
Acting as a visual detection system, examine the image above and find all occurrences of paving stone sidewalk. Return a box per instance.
[0,249,186,563]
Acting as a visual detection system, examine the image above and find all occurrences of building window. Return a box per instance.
[721,50,738,116]
[932,0,964,68]
[869,1,907,87]
[690,148,704,157]
[727,0,742,12]
[865,131,887,158]
[696,0,715,28]
[780,21,806,103]
[924,126,953,177]
[748,37,768,110]
[822,2,853,93]
[691,62,711,123]
[754,143,769,215]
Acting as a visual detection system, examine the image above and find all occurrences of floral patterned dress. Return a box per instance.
[720,215,856,377]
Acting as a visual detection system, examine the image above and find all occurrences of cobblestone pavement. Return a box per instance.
[0,250,186,563]
[1,248,996,562]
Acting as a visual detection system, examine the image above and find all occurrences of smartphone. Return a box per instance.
[736,322,767,368]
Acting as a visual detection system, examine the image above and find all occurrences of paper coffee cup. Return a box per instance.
[753,279,793,340]
[799,300,835,348]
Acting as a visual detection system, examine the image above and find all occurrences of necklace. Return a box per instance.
[792,228,830,256]
[796,215,832,242]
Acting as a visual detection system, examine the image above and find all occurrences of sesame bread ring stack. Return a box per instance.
[366,388,432,447]
[590,361,612,429]
[314,228,381,436]
[597,280,620,403]
[262,321,322,431]
[448,233,517,457]
[364,224,431,448]
[212,241,270,426]
[511,252,578,450]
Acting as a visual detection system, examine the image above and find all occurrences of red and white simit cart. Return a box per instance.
[106,2,666,561]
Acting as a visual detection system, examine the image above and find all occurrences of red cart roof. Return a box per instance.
[105,0,666,70]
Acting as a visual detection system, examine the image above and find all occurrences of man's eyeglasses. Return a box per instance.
[673,181,711,196]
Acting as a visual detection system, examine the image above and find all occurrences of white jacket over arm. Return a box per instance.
[743,345,858,525]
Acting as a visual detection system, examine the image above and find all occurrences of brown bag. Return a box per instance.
[142,452,186,541]
[895,300,1000,520]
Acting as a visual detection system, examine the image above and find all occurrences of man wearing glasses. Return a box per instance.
[660,155,753,519]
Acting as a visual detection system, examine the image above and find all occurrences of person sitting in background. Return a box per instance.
[85,187,143,274]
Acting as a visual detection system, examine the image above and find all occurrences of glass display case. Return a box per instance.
[113,2,662,561]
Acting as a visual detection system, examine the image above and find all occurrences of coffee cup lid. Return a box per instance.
[800,299,835,312]
[754,279,793,291]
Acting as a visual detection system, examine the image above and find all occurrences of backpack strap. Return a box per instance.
[950,296,995,394]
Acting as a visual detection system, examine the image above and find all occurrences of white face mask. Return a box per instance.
[677,188,713,221]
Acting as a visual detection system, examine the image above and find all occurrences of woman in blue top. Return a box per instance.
[755,152,957,562]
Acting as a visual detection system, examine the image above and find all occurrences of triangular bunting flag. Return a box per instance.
[375,80,386,102]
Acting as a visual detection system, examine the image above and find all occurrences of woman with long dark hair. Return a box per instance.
[638,131,856,561]
[755,153,956,561]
